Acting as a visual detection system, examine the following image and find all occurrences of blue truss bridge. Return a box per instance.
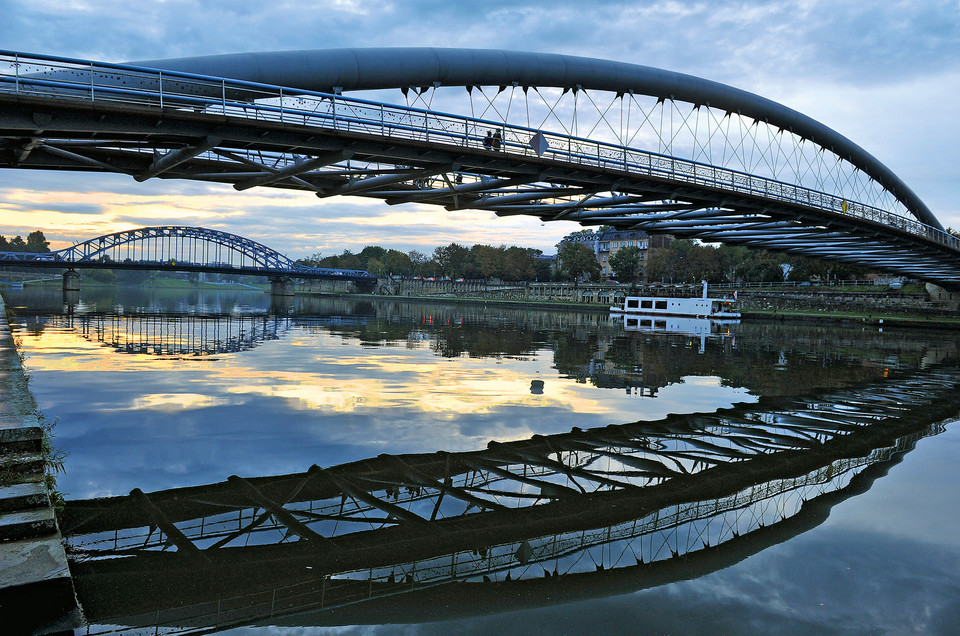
[0,48,958,287]
[0,225,376,286]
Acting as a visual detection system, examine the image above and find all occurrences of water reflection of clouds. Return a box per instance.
[133,393,230,410]
[820,421,960,550]
[14,324,756,498]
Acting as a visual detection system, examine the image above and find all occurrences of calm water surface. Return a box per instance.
[4,287,960,635]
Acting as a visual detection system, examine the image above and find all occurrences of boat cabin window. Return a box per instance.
[640,319,652,327]
[626,318,638,327]
[654,320,667,329]
[640,300,653,309]
[655,300,667,310]
[627,299,639,309]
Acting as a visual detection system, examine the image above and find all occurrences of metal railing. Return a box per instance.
[1,50,957,254]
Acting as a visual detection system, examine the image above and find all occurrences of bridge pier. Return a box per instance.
[61,269,80,293]
[926,283,960,313]
[270,276,295,298]
[62,290,79,309]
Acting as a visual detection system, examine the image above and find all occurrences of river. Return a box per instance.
[4,286,960,635]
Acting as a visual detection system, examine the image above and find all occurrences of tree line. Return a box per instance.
[642,240,869,284]
[556,232,872,285]
[298,243,554,282]
[0,230,50,253]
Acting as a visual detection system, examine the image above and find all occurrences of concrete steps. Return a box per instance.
[0,481,50,513]
[0,450,46,483]
[0,505,57,541]
[0,294,83,633]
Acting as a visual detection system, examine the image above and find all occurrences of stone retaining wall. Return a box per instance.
[736,290,957,317]
[318,278,951,316]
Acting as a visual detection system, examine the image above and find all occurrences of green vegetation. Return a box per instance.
[0,230,51,253]
[643,239,870,285]
[299,242,553,282]
[557,241,601,282]
[37,412,67,515]
[609,245,644,283]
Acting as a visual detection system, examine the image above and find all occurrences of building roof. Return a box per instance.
[598,230,650,241]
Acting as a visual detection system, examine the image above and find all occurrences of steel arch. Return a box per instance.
[134,47,937,229]
[65,225,294,269]
[0,225,376,281]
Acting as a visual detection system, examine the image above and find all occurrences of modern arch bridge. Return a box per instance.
[0,225,377,288]
[0,48,958,287]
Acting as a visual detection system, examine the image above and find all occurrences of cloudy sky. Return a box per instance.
[2,0,959,258]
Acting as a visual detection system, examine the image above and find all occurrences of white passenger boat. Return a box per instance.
[611,281,740,319]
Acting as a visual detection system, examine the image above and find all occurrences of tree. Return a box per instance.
[503,246,538,282]
[26,230,50,253]
[381,249,413,276]
[337,249,362,270]
[297,252,324,267]
[358,245,387,268]
[643,247,671,283]
[407,250,431,276]
[471,244,502,279]
[609,245,644,283]
[433,243,471,277]
[532,251,553,282]
[558,242,600,282]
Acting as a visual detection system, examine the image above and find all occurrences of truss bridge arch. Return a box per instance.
[0,225,377,285]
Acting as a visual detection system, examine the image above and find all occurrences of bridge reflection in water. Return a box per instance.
[62,365,960,633]
[41,312,362,358]
[45,313,296,357]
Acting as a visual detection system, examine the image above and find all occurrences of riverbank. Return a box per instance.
[296,288,960,330]
[0,295,82,633]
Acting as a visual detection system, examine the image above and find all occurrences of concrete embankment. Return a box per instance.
[0,294,81,633]
[299,280,960,328]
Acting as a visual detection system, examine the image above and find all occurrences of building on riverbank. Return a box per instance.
[558,229,673,280]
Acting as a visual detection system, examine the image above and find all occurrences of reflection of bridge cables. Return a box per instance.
[64,366,960,632]
[44,313,294,357]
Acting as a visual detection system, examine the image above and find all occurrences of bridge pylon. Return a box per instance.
[269,276,294,298]
[62,269,80,293]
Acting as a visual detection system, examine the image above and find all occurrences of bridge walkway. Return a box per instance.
[0,293,82,634]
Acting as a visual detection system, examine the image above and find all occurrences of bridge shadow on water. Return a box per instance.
[60,363,960,634]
